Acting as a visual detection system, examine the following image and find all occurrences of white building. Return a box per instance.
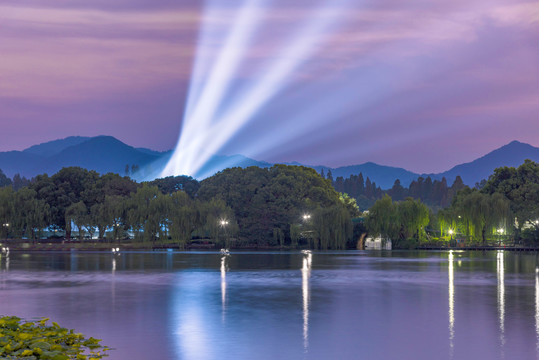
[364,236,392,250]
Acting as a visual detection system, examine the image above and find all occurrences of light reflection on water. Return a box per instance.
[448,250,454,359]
[497,250,505,356]
[536,266,539,354]
[0,251,538,360]
[221,254,229,318]
[302,252,312,352]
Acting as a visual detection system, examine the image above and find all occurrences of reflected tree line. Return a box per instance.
[0,165,358,249]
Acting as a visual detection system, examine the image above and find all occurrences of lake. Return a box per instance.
[0,250,538,360]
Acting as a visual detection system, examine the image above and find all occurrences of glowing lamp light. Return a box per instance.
[497,228,504,234]
[303,214,311,221]
[220,220,229,226]
[448,229,454,235]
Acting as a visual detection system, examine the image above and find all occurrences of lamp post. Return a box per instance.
[219,219,229,248]
[2,223,9,240]
[497,228,504,247]
[449,229,454,247]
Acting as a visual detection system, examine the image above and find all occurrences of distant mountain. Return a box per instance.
[1,137,537,188]
[45,136,160,175]
[23,136,91,157]
[0,151,43,179]
[136,147,171,157]
[429,141,539,186]
[0,136,161,178]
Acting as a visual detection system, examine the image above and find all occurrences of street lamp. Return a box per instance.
[2,223,9,240]
[219,219,229,248]
[497,228,504,246]
[302,214,311,221]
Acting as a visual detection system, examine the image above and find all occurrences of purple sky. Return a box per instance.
[1,0,538,173]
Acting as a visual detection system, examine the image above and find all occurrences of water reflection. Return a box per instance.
[497,250,505,355]
[301,251,312,352]
[111,255,117,305]
[448,250,455,358]
[1,251,9,272]
[221,254,229,316]
[70,251,78,272]
[536,267,539,354]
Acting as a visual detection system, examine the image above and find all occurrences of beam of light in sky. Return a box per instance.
[161,0,349,178]
[164,0,265,177]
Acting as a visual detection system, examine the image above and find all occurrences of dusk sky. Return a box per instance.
[1,0,538,173]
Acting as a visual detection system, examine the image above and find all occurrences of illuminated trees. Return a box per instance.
[365,195,429,248]
[438,188,512,244]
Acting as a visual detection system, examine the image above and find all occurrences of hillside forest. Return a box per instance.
[0,160,538,249]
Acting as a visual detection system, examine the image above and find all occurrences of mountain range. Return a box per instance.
[1,136,538,189]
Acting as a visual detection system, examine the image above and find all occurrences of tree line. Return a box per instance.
[365,160,539,246]
[0,165,358,249]
[326,169,467,210]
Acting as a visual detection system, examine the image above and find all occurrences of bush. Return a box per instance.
[0,316,110,359]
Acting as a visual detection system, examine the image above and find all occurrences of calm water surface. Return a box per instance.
[1,250,538,360]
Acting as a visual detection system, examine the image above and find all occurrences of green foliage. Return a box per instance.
[198,165,353,248]
[332,172,467,211]
[0,316,110,359]
[439,188,512,244]
[481,159,539,241]
[0,169,11,188]
[365,195,429,248]
[148,176,200,198]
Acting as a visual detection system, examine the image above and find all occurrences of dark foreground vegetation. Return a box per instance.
[0,160,537,250]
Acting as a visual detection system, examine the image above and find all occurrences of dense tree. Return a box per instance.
[365,195,429,248]
[148,175,200,198]
[481,160,539,241]
[12,174,31,191]
[12,188,50,240]
[198,165,353,248]
[0,169,11,188]
[439,188,512,244]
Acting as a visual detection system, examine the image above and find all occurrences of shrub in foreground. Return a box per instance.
[0,316,110,359]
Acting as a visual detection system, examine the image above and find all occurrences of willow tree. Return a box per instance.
[65,201,88,240]
[448,189,511,244]
[168,191,202,247]
[396,197,429,241]
[365,195,398,241]
[312,205,353,250]
[13,188,50,240]
[126,184,162,242]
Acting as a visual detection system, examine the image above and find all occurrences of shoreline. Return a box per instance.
[1,241,538,252]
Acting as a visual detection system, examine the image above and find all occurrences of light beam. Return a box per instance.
[161,0,350,178]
